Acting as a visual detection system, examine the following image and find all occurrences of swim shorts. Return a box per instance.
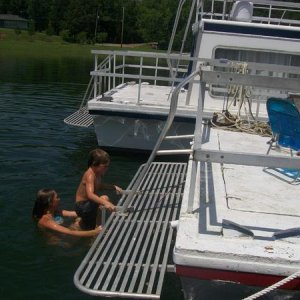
[75,200,98,230]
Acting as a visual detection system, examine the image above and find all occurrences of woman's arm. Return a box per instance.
[39,216,101,237]
[61,210,78,218]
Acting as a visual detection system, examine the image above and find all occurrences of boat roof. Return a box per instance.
[201,18,300,34]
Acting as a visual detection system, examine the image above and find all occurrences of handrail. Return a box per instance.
[91,51,300,75]
[120,69,201,212]
[89,52,300,119]
[198,0,300,26]
[79,55,111,109]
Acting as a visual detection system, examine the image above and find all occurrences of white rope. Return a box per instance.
[210,111,272,137]
[243,270,300,300]
[211,62,272,137]
[227,62,252,119]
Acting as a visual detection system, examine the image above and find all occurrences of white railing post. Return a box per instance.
[187,159,198,213]
[187,76,205,213]
[122,55,125,84]
[138,56,143,104]
[94,54,98,98]
[154,56,158,86]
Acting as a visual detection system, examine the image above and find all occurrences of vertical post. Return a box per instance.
[121,6,125,48]
[122,55,125,84]
[187,77,205,213]
[107,55,111,91]
[222,0,227,20]
[94,6,99,42]
[138,56,143,104]
[211,0,214,19]
[94,55,98,98]
[113,53,116,88]
[194,80,206,149]
[154,56,158,86]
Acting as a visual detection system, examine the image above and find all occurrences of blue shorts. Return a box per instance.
[75,200,98,230]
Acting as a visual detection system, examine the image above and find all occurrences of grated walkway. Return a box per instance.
[74,162,187,299]
[64,106,93,127]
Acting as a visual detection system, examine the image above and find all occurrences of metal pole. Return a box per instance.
[121,6,125,48]
[120,69,200,212]
[94,6,99,42]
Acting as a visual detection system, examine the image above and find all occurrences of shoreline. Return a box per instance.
[0,28,154,59]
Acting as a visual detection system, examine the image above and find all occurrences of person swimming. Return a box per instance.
[32,188,101,237]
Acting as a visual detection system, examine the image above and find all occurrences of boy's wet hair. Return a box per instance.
[88,148,110,167]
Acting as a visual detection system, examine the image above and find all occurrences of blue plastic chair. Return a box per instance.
[265,97,300,183]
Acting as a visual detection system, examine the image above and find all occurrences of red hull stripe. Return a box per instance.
[176,265,300,290]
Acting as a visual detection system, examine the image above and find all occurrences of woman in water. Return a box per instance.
[32,188,101,237]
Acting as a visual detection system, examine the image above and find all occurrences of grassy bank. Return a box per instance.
[0,28,152,59]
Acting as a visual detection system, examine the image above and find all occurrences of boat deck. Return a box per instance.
[88,83,197,118]
[88,82,269,120]
[74,162,187,299]
[175,127,300,276]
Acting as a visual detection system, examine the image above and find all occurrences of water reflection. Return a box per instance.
[1,56,93,84]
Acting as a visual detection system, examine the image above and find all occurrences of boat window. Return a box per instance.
[210,48,300,98]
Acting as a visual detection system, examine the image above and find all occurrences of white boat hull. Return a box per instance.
[92,114,195,151]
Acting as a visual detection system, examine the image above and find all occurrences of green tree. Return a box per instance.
[121,0,141,43]
[48,0,70,35]
[0,0,194,49]
[27,0,50,31]
[137,0,180,49]
[65,0,98,43]
[0,0,28,17]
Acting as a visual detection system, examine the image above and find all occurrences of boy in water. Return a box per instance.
[75,148,123,229]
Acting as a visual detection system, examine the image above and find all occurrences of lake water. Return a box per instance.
[0,54,298,300]
[0,54,184,300]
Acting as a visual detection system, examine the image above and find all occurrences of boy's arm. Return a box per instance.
[98,183,123,195]
[86,173,116,211]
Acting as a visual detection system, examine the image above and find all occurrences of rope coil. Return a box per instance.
[210,111,272,137]
[211,62,272,137]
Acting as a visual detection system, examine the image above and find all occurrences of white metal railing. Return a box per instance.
[198,0,300,26]
[91,50,191,104]
[186,63,300,212]
[89,50,300,115]
[117,61,300,213]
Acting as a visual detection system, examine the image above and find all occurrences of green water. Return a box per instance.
[0,55,184,300]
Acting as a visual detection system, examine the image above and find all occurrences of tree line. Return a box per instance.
[0,0,193,50]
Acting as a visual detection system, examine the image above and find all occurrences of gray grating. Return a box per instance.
[74,162,187,299]
[64,106,93,127]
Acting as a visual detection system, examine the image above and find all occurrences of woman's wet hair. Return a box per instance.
[88,148,110,167]
[32,188,56,219]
